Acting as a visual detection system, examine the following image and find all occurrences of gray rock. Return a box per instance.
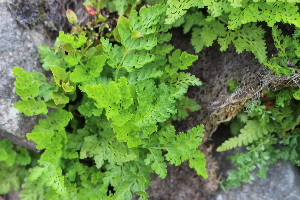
[210,161,300,200]
[208,125,300,200]
[0,0,54,151]
[0,0,90,151]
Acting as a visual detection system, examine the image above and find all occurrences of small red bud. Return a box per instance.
[85,5,97,15]
[71,26,77,31]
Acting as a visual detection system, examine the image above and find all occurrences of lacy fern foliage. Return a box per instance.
[166,0,300,71]
[218,88,300,188]
[11,4,207,199]
[0,139,37,195]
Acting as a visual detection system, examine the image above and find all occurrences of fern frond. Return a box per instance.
[165,0,203,24]
[217,120,273,151]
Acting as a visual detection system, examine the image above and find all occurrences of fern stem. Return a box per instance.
[115,68,120,82]
[114,39,136,82]
[115,50,128,81]
[218,16,229,26]
[237,135,273,161]
[149,146,165,150]
[79,60,85,68]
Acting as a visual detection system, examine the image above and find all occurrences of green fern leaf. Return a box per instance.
[217,120,273,151]
[170,73,202,99]
[131,65,163,81]
[164,125,204,165]
[165,0,203,24]
[218,24,267,63]
[15,146,31,166]
[87,55,107,77]
[0,148,8,162]
[80,135,137,168]
[0,140,16,166]
[228,2,300,29]
[51,92,69,105]
[134,80,177,127]
[85,77,134,126]
[38,45,62,71]
[172,96,201,121]
[191,19,227,53]
[49,65,75,92]
[180,11,206,33]
[189,150,208,178]
[13,67,39,100]
[14,99,48,116]
[100,38,123,68]
[29,163,66,194]
[123,53,155,72]
[70,65,94,83]
[111,0,128,16]
[56,31,87,49]
[27,109,73,150]
[130,5,167,35]
[20,177,45,200]
[167,49,198,75]
[113,180,134,200]
[145,149,167,179]
[202,0,232,17]
[77,94,103,117]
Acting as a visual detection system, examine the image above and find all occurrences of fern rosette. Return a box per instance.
[12,4,207,199]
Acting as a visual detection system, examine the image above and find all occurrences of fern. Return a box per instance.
[12,67,48,116]
[217,120,273,151]
[164,0,300,71]
[218,95,300,152]
[218,88,300,188]
[11,4,207,199]
[264,26,300,75]
[164,0,203,24]
[223,134,280,189]
[160,0,300,190]
[0,139,38,194]
[280,129,300,165]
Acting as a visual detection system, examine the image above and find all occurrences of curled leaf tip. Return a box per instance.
[85,5,97,15]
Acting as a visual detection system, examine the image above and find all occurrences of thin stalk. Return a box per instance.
[114,38,136,82]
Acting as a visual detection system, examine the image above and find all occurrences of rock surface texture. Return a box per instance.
[0,0,56,150]
[211,161,300,200]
